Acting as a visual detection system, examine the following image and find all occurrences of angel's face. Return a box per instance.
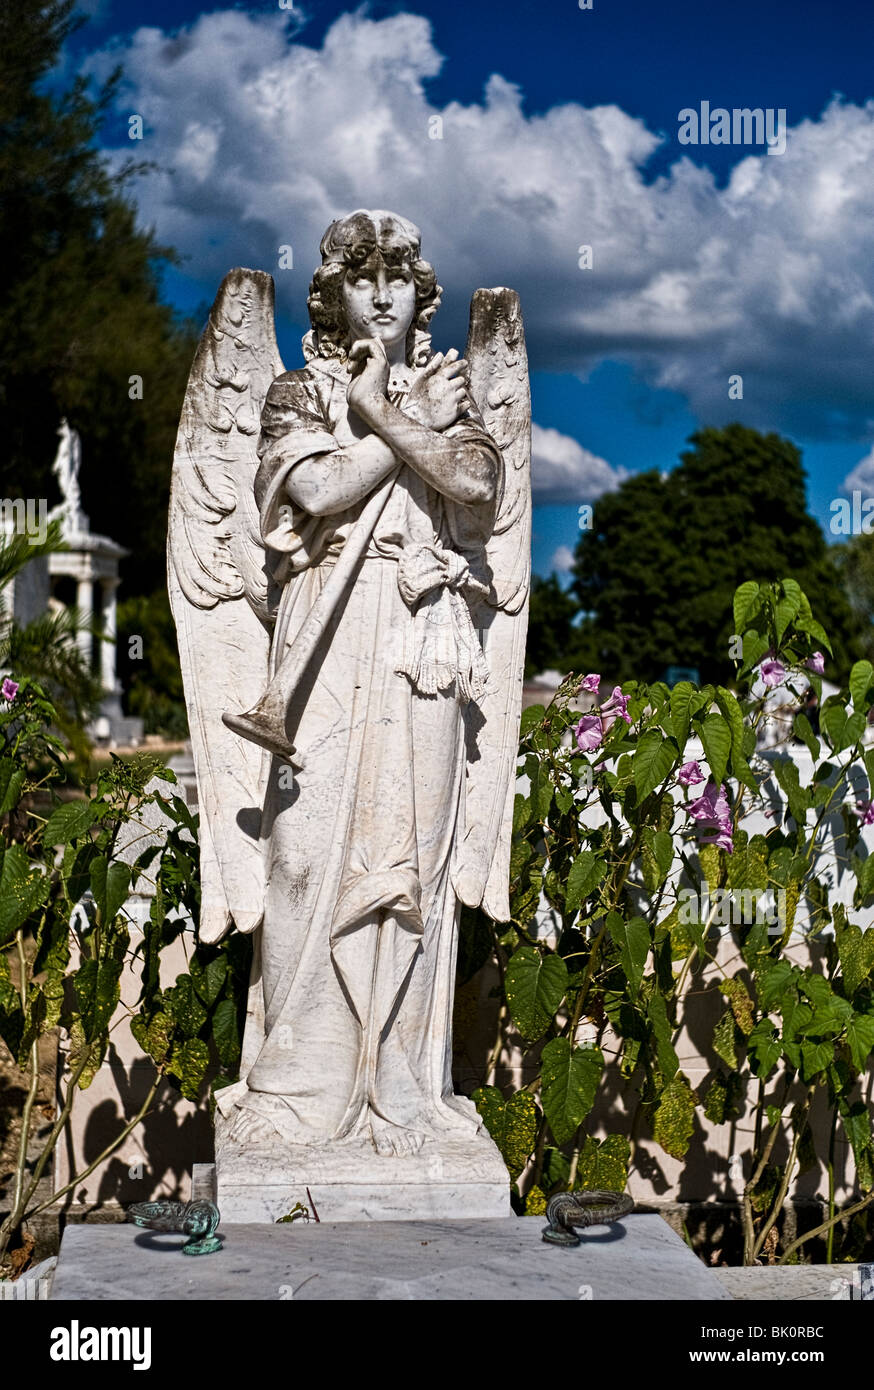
[341,254,417,354]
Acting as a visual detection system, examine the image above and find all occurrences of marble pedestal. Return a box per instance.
[211,1130,511,1223]
[50,1214,731,1301]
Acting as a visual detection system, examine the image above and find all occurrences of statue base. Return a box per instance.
[208,1129,511,1223]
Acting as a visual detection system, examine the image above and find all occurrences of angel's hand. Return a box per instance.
[404,350,471,432]
[347,338,391,421]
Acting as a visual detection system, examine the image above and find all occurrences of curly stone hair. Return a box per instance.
[302,209,442,368]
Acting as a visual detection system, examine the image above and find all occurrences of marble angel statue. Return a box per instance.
[168,210,530,1170]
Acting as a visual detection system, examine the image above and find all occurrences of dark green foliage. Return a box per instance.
[462,577,874,1262]
[568,425,861,685]
[0,1,198,595]
[525,574,578,678]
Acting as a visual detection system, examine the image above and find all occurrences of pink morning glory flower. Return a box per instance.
[805,652,825,675]
[760,654,787,688]
[1,679,19,702]
[687,780,734,854]
[600,687,631,733]
[574,714,604,752]
[578,673,601,695]
[678,760,705,787]
[855,800,874,826]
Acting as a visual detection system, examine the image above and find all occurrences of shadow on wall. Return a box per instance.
[451,935,871,1210]
[55,1042,214,1211]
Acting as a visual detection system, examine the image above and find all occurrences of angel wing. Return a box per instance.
[168,268,284,943]
[453,287,531,922]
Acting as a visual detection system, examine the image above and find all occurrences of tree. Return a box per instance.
[568,424,861,685]
[525,574,578,678]
[833,534,874,665]
[0,0,198,599]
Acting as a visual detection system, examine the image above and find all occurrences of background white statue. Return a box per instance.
[168,211,530,1194]
[51,418,84,531]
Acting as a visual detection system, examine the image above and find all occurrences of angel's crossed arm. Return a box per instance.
[258,373,498,519]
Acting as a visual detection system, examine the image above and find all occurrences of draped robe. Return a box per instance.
[217,353,503,1146]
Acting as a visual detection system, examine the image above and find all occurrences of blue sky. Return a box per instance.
[67,0,874,575]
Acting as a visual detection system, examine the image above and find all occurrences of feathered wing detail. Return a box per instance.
[168,268,284,943]
[454,288,531,922]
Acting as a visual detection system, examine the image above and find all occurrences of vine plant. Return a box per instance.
[465,579,874,1263]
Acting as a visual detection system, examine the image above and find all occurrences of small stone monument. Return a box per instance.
[48,420,143,746]
[168,210,531,1221]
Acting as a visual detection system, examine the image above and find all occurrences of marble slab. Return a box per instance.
[213,1136,510,1222]
[50,1213,731,1301]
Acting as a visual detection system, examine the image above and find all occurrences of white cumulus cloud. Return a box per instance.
[83,9,874,439]
[843,447,874,494]
[549,545,576,574]
[531,423,627,503]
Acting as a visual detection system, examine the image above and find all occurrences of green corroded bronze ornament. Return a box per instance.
[541,1190,634,1247]
[126,1199,222,1256]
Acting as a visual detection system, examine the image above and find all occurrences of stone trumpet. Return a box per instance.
[222,468,398,762]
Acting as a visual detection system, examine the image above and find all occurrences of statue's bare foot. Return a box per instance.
[371,1116,426,1157]
[230,1109,278,1145]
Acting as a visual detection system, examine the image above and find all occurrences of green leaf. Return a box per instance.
[759,960,796,1011]
[541,1037,604,1145]
[607,912,649,1001]
[647,990,679,1081]
[772,757,811,826]
[74,923,129,1043]
[89,858,131,925]
[799,1040,833,1081]
[505,946,567,1042]
[576,1134,629,1192]
[714,686,757,793]
[164,974,208,1038]
[542,1147,570,1192]
[846,1012,874,1073]
[135,1011,173,1066]
[172,1037,210,1102]
[712,1010,738,1069]
[0,758,25,816]
[703,1073,741,1125]
[733,581,761,634]
[793,712,820,760]
[0,845,50,947]
[850,661,874,714]
[837,922,874,997]
[565,850,606,915]
[652,1074,697,1160]
[633,728,675,801]
[519,704,546,735]
[720,977,755,1035]
[738,630,770,674]
[669,681,696,747]
[821,703,866,754]
[699,713,731,786]
[189,953,229,1007]
[794,614,832,655]
[472,1087,538,1181]
[0,953,23,1058]
[211,997,241,1067]
[747,1019,781,1080]
[841,1101,872,1192]
[725,831,769,892]
[775,588,802,644]
[642,828,673,892]
[43,799,97,845]
[512,793,532,834]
